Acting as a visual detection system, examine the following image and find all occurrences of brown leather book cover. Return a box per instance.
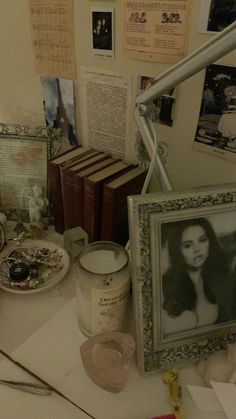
[83,161,133,242]
[100,167,147,245]
[61,152,110,230]
[48,147,93,233]
[73,157,116,229]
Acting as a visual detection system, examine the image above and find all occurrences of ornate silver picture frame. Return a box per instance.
[0,124,54,221]
[128,184,236,374]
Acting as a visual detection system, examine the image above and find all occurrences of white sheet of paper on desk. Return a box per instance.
[210,381,236,419]
[187,384,224,412]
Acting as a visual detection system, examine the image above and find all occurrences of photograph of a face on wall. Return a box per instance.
[40,76,78,153]
[137,75,176,126]
[91,9,114,59]
[158,211,236,342]
[193,64,236,161]
[207,0,236,32]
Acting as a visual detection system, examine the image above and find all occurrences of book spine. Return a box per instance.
[74,174,84,228]
[48,161,65,234]
[100,186,115,241]
[83,179,100,242]
[61,167,77,230]
[100,171,147,244]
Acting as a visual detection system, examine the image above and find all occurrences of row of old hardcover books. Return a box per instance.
[48,147,147,245]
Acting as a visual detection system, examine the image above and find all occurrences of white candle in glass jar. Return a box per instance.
[76,242,130,337]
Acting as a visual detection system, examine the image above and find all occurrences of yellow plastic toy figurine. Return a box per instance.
[163,368,184,419]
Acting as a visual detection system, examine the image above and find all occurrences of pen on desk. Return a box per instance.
[0,379,52,396]
[0,348,96,419]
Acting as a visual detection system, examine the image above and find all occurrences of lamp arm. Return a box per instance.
[134,108,173,191]
[137,21,236,106]
[135,21,236,192]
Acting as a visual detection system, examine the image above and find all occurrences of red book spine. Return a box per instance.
[48,161,64,234]
[73,157,115,229]
[60,167,77,230]
[84,164,133,242]
[74,173,85,228]
[100,185,115,241]
[100,170,147,244]
[83,179,101,242]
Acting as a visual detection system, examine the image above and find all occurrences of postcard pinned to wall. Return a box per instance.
[79,67,131,160]
[123,0,192,64]
[199,0,236,33]
[91,7,114,59]
[29,0,76,80]
[136,75,176,126]
[40,76,78,152]
[193,64,236,163]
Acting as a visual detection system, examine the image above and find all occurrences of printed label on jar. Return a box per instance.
[91,281,130,335]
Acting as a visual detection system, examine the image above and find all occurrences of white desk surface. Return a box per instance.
[0,229,228,419]
[0,228,75,355]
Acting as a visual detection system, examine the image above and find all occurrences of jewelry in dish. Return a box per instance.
[0,240,70,294]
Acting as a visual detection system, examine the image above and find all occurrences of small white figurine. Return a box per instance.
[198,344,236,386]
[28,184,48,224]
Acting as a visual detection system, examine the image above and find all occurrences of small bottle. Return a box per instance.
[76,241,130,337]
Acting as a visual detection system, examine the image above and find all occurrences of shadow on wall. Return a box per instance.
[0,105,44,126]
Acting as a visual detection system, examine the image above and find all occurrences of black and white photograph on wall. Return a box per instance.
[40,76,78,153]
[91,8,114,59]
[136,75,176,126]
[160,212,236,339]
[207,0,236,31]
[193,64,236,162]
[199,0,236,33]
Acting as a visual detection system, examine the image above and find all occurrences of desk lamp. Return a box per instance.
[134,21,236,192]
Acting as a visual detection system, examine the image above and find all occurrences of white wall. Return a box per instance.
[1,0,235,191]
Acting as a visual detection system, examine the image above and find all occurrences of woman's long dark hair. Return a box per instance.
[163,217,229,317]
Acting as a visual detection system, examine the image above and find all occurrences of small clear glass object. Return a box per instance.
[76,241,130,337]
[80,332,136,393]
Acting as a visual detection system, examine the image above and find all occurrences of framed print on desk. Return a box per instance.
[128,184,236,374]
[0,124,52,221]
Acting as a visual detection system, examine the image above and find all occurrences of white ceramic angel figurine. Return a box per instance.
[28,184,48,224]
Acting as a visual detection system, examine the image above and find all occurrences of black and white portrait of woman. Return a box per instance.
[160,216,236,336]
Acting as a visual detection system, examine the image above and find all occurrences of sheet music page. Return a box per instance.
[29,0,76,80]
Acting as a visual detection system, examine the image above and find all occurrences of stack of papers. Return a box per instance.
[188,381,236,419]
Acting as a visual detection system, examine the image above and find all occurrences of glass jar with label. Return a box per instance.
[76,241,130,337]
